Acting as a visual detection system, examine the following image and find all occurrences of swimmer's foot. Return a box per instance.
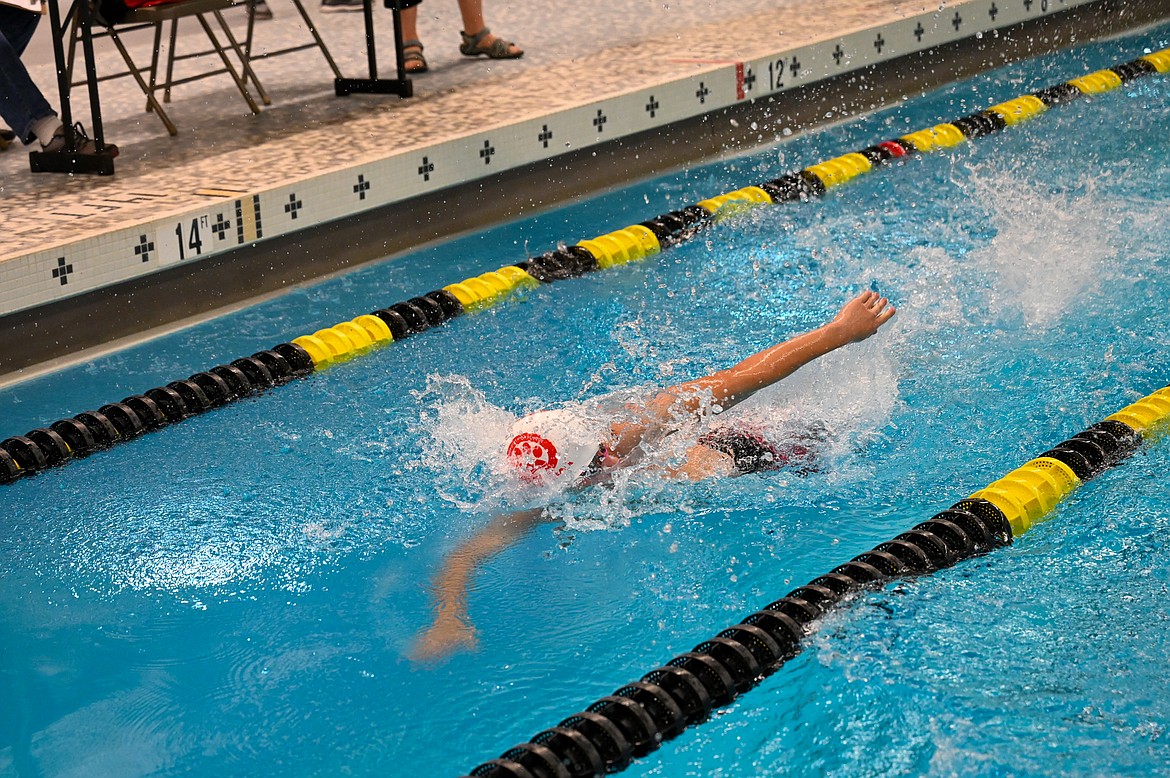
[459,27,523,59]
[409,612,478,661]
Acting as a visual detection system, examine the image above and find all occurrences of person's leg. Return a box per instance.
[400,3,419,41]
[454,0,521,57]
[454,0,485,36]
[2,4,40,54]
[0,7,59,144]
[399,3,426,73]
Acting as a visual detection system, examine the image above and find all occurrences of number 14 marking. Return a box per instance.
[174,216,207,261]
[158,214,212,266]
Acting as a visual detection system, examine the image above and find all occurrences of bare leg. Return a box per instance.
[399,5,426,73]
[455,0,522,56]
[400,3,419,38]
[454,0,485,36]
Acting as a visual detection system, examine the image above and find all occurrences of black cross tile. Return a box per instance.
[743,68,757,92]
[480,140,495,165]
[646,96,660,117]
[212,213,231,241]
[952,11,963,30]
[989,2,999,20]
[593,109,607,133]
[789,57,801,77]
[133,234,155,263]
[418,156,434,181]
[696,82,710,104]
[874,34,885,53]
[538,125,553,148]
[833,44,844,65]
[284,193,302,220]
[914,22,925,41]
[51,257,73,286]
[354,174,370,200]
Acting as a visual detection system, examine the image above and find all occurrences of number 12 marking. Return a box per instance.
[768,58,786,91]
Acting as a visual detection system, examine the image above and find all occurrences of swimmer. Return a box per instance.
[409,290,896,661]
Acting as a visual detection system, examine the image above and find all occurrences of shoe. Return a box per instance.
[321,0,363,12]
[252,0,273,20]
[39,123,119,157]
[458,27,523,59]
[403,39,427,74]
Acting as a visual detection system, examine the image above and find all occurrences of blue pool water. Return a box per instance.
[2,25,1169,777]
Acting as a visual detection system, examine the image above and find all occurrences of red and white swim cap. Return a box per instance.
[506,410,603,487]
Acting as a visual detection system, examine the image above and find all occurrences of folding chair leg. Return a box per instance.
[212,9,270,106]
[107,28,179,135]
[243,0,256,72]
[198,14,263,114]
[289,0,343,79]
[148,20,165,112]
[66,15,81,87]
[162,18,177,104]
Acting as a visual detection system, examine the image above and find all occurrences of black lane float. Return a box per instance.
[461,388,1170,778]
[1,48,1167,485]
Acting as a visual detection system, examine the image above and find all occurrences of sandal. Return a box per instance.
[458,27,523,60]
[403,39,428,74]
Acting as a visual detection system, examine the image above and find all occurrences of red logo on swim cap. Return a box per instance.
[507,432,563,483]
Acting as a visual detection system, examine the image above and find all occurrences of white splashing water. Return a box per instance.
[891,245,968,335]
[785,156,1129,342]
[745,336,900,446]
[965,162,1120,330]
[411,374,521,512]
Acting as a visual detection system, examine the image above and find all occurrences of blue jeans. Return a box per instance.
[0,5,56,144]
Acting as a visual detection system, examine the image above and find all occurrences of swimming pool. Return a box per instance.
[2,21,1169,777]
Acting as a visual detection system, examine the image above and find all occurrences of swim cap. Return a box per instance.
[506,410,603,487]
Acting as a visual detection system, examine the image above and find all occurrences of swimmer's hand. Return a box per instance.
[830,290,896,343]
[409,609,478,662]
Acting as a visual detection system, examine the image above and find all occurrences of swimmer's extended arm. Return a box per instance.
[611,290,895,456]
[410,507,549,661]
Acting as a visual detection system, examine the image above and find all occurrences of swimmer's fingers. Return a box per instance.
[863,292,896,327]
[409,614,479,663]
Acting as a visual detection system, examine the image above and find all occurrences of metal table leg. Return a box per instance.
[334,0,412,97]
[30,0,119,174]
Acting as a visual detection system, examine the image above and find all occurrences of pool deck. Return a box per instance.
[1,0,1166,379]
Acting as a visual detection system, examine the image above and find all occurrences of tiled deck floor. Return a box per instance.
[3,1,906,210]
[3,0,919,240]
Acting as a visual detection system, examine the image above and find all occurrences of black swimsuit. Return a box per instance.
[698,426,824,475]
